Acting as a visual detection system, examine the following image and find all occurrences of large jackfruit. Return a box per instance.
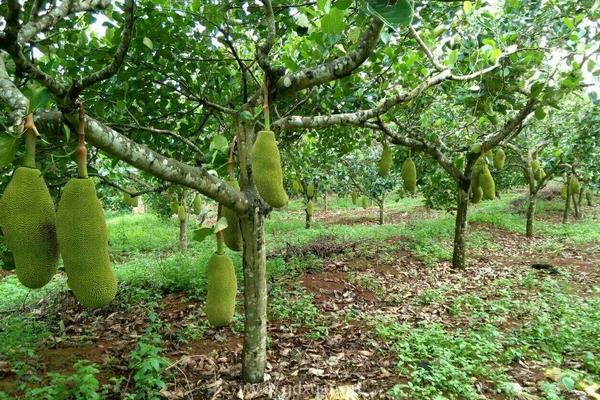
[361,197,368,209]
[471,186,483,204]
[351,191,357,205]
[0,167,59,288]
[306,200,314,216]
[306,183,315,199]
[129,195,139,207]
[401,158,417,192]
[479,165,495,200]
[56,179,117,308]
[251,130,288,208]
[378,144,393,177]
[470,158,485,192]
[193,194,202,214]
[177,205,186,222]
[222,180,242,252]
[569,176,580,195]
[560,184,568,200]
[494,149,505,170]
[205,252,237,327]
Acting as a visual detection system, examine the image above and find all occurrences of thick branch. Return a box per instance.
[256,0,276,73]
[0,52,29,129]
[482,98,535,149]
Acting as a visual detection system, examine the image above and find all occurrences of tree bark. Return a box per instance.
[452,187,469,269]
[571,191,579,218]
[323,192,328,212]
[239,209,267,383]
[378,193,386,225]
[562,181,571,224]
[526,192,537,238]
[305,209,312,229]
[179,212,188,252]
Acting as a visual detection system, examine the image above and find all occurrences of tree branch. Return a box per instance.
[0,52,29,130]
[109,123,203,154]
[409,26,445,72]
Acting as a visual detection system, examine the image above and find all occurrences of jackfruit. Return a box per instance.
[170,200,179,214]
[56,178,117,308]
[494,149,505,170]
[307,183,315,199]
[470,159,484,191]
[251,130,288,208]
[485,150,493,163]
[569,176,580,195]
[361,197,368,209]
[351,191,357,205]
[306,200,314,216]
[586,189,593,206]
[534,167,545,182]
[123,192,132,205]
[470,142,482,154]
[531,159,541,174]
[193,194,202,214]
[222,180,242,252]
[378,144,392,177]
[560,184,568,200]
[0,167,58,288]
[177,205,186,222]
[471,186,483,204]
[401,158,417,192]
[205,252,237,327]
[479,165,495,200]
[292,180,301,194]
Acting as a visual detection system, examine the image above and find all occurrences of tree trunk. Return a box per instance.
[571,191,579,218]
[305,209,312,229]
[378,193,385,225]
[526,192,537,238]
[562,183,571,224]
[239,206,267,383]
[179,212,188,252]
[452,186,469,269]
[323,192,328,211]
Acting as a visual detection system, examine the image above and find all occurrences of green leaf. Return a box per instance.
[192,227,213,243]
[321,8,346,34]
[535,107,546,120]
[0,133,18,168]
[142,37,153,50]
[240,110,254,121]
[334,0,352,9]
[29,87,52,112]
[463,1,473,14]
[447,49,458,66]
[317,0,329,10]
[530,82,544,98]
[209,134,229,153]
[214,216,228,233]
[365,0,413,30]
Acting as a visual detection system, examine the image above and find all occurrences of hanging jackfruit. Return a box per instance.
[531,159,541,174]
[569,176,580,195]
[251,130,288,208]
[56,178,117,308]
[351,191,357,205]
[307,183,315,199]
[470,158,484,192]
[292,180,301,194]
[378,144,392,177]
[177,205,186,222]
[401,158,417,192]
[471,186,483,204]
[205,252,237,327]
[479,165,495,200]
[534,166,545,182]
[170,200,179,214]
[0,167,59,289]
[222,180,243,252]
[193,194,202,214]
[123,192,132,206]
[470,142,482,154]
[560,184,568,200]
[361,197,368,209]
[494,149,505,170]
[306,200,314,216]
[586,189,593,206]
[485,150,493,163]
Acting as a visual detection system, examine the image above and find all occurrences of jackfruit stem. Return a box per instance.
[262,75,270,131]
[216,204,225,254]
[76,105,88,178]
[23,114,37,168]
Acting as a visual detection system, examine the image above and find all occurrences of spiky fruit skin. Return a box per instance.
[56,179,117,308]
[485,150,493,163]
[378,145,393,177]
[494,149,505,170]
[470,159,484,192]
[479,166,496,200]
[251,130,288,208]
[306,200,314,216]
[401,158,417,193]
[560,184,568,200]
[471,186,483,204]
[129,195,139,207]
[569,176,580,195]
[0,168,58,288]
[205,252,237,327]
[535,168,546,184]
[223,180,242,252]
[170,200,179,214]
[292,180,301,194]
[470,142,482,154]
[531,159,541,174]
[306,183,315,199]
[123,192,132,205]
[193,195,202,214]
[586,189,593,206]
[351,192,357,205]
[177,205,186,222]
[361,197,368,209]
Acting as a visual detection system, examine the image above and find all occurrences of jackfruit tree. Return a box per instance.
[0,0,593,383]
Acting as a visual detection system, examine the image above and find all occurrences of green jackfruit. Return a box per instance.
[307,183,315,199]
[479,166,495,200]
[251,130,288,208]
[378,144,392,177]
[205,252,237,327]
[177,205,186,222]
[485,150,493,163]
[170,200,179,214]
[586,189,593,206]
[361,197,368,209]
[351,191,357,205]
[531,159,541,174]
[534,167,545,182]
[470,142,482,154]
[129,195,139,207]
[123,192,132,205]
[193,194,202,214]
[569,176,580,195]
[306,200,314,216]
[56,179,117,308]
[471,185,483,204]
[292,180,301,194]
[401,158,417,192]
[222,180,242,252]
[0,168,58,288]
[560,184,568,200]
[494,149,505,170]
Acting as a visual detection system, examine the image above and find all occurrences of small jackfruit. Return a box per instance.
[351,191,357,205]
[222,180,242,252]
[470,158,484,191]
[307,183,315,199]
[534,167,545,182]
[123,192,132,205]
[479,166,495,200]
[494,149,505,170]
[205,252,237,327]
[560,184,568,200]
[56,178,117,308]
[170,200,179,214]
[193,194,202,214]
[401,158,417,192]
[485,150,493,163]
[569,176,580,195]
[251,130,288,208]
[378,144,393,177]
[292,180,301,194]
[129,195,139,207]
[470,142,482,154]
[361,197,368,209]
[0,167,59,288]
[177,205,186,222]
[471,186,483,204]
[306,200,314,216]
[586,189,593,206]
[531,159,541,173]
